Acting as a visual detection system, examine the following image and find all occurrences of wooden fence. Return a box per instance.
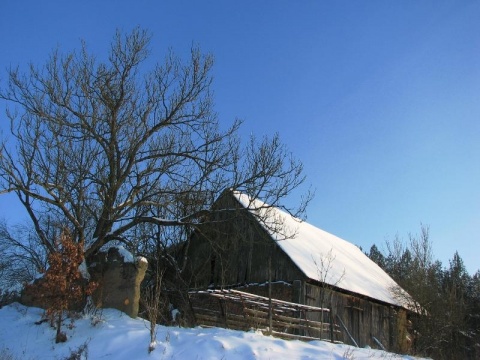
[188,289,341,342]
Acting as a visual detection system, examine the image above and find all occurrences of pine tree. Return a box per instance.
[442,252,471,359]
[378,227,478,359]
[466,271,480,358]
[367,244,386,269]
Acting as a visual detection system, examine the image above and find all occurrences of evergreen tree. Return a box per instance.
[441,252,472,359]
[378,226,478,359]
[466,271,480,356]
[367,244,386,269]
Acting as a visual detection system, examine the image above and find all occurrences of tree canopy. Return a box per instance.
[0,28,310,259]
[367,227,480,359]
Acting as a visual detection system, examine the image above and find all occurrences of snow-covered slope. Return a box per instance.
[0,303,423,359]
[233,192,412,308]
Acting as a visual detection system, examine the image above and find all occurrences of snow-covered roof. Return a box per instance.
[232,191,412,309]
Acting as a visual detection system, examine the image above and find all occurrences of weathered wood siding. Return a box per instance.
[185,193,304,288]
[185,191,410,353]
[300,282,409,352]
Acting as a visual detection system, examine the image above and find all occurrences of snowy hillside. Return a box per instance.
[0,303,425,360]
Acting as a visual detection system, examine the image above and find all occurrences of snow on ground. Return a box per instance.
[0,303,425,360]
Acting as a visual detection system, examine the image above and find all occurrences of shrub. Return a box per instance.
[24,230,97,343]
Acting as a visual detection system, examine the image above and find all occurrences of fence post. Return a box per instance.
[329,309,334,343]
[268,256,273,335]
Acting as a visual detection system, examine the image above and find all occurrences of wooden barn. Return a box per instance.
[185,190,414,352]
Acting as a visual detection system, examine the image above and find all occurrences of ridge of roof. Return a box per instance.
[231,191,414,309]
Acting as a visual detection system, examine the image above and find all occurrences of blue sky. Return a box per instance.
[1,1,479,274]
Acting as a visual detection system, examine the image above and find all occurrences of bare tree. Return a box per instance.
[371,225,479,359]
[384,225,465,358]
[0,27,310,262]
[385,226,437,313]
[312,249,345,340]
[141,257,166,353]
[0,220,48,290]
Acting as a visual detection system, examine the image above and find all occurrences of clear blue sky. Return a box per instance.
[1,1,479,274]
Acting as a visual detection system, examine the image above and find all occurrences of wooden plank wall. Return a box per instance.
[302,283,409,352]
[183,192,411,353]
[186,193,304,288]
